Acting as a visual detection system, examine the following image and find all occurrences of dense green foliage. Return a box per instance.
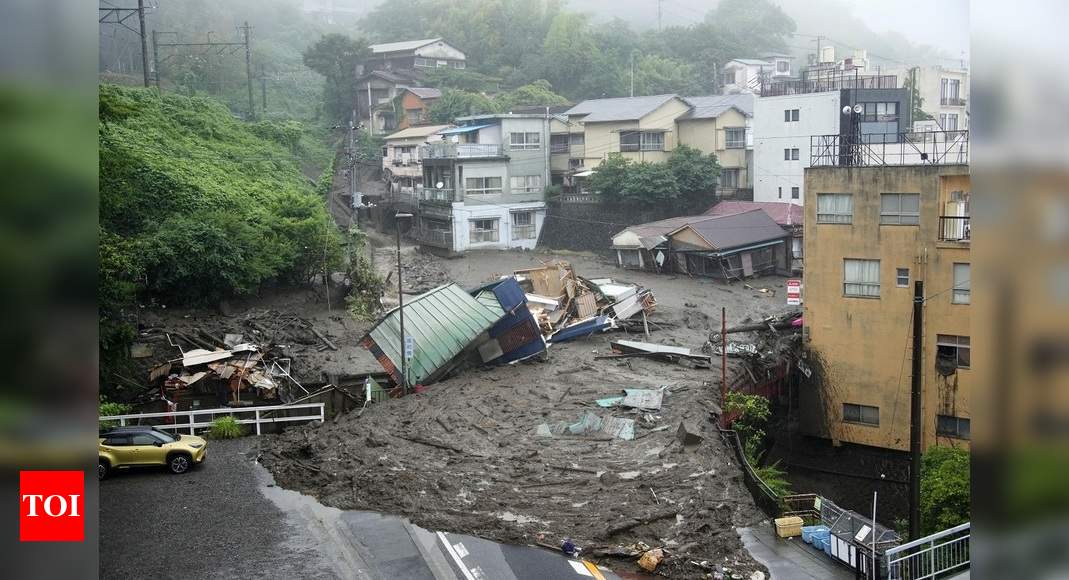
[426,81,569,124]
[904,69,934,121]
[208,416,245,439]
[302,34,370,121]
[99,84,343,395]
[99,398,133,428]
[359,0,794,100]
[725,391,773,462]
[920,446,970,534]
[588,147,720,206]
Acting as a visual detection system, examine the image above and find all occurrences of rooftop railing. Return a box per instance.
[810,130,969,167]
[420,142,506,159]
[762,72,898,96]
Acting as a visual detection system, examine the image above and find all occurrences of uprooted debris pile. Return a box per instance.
[262,351,767,579]
[359,261,659,389]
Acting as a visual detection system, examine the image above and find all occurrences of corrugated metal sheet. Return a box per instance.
[362,283,502,385]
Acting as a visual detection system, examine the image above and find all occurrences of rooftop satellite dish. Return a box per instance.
[853,104,864,114]
[842,105,853,115]
[436,181,445,189]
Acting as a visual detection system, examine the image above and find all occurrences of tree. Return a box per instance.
[920,446,970,535]
[541,13,599,97]
[587,153,631,200]
[302,33,369,121]
[619,161,680,205]
[904,68,934,121]
[494,80,569,111]
[668,145,721,206]
[428,89,500,124]
[632,54,702,96]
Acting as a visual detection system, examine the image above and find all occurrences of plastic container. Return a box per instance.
[820,536,832,556]
[802,525,829,544]
[775,516,804,538]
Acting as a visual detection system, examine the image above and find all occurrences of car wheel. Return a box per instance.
[98,460,109,481]
[168,454,191,474]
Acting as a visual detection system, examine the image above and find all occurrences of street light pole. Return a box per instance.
[395,213,413,394]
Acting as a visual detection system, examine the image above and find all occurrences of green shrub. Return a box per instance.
[208,416,244,439]
[754,461,792,499]
[99,398,132,429]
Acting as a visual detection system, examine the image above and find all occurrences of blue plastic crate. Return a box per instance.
[820,536,832,556]
[802,525,829,544]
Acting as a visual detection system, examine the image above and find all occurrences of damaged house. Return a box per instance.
[704,200,804,271]
[612,209,792,280]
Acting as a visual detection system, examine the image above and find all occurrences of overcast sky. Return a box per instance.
[841,0,969,56]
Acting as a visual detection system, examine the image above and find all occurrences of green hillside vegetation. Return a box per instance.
[99,84,343,390]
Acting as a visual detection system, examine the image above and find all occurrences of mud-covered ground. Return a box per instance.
[260,246,793,578]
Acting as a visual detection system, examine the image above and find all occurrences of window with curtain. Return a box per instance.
[469,218,499,243]
[725,127,746,148]
[817,193,852,223]
[719,169,740,189]
[465,176,502,195]
[843,403,879,426]
[952,263,970,304]
[844,258,880,297]
[509,175,542,194]
[880,193,920,225]
[509,132,541,150]
[511,211,535,240]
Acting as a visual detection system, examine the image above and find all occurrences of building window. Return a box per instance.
[880,193,920,225]
[469,218,499,243]
[436,60,448,68]
[783,147,799,160]
[570,133,585,146]
[936,415,970,440]
[792,108,799,121]
[509,175,542,194]
[550,134,570,154]
[725,127,746,149]
[510,132,541,150]
[719,169,740,189]
[817,193,852,223]
[465,176,502,195]
[952,263,971,304]
[777,60,790,73]
[511,211,535,240]
[941,78,960,103]
[620,131,665,152]
[784,109,791,122]
[844,258,880,297]
[936,335,971,369]
[940,113,959,131]
[859,102,899,122]
[778,187,783,199]
[783,108,799,122]
[896,267,910,287]
[414,57,433,68]
[843,403,879,426]
[724,71,736,85]
[791,148,799,160]
[452,61,465,69]
[791,186,800,199]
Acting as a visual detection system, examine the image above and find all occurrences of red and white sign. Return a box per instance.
[787,279,802,306]
[20,470,84,542]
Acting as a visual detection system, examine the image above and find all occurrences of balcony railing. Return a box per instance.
[939,215,970,242]
[762,73,898,96]
[419,188,456,203]
[810,130,969,167]
[941,96,967,107]
[550,143,570,154]
[420,142,506,159]
[885,522,970,580]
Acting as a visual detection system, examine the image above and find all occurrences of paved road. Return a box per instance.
[100,438,620,580]
[738,526,854,580]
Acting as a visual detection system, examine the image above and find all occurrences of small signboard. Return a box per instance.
[404,336,414,360]
[787,279,803,306]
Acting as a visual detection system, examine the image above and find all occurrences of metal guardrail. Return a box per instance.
[810,130,969,167]
[100,403,325,436]
[941,97,967,107]
[939,216,970,242]
[413,228,453,248]
[420,188,456,202]
[763,73,898,96]
[885,522,970,580]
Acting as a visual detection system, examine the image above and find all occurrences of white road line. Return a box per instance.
[437,531,476,580]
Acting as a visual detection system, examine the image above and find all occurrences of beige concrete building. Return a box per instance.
[675,94,754,196]
[801,159,971,453]
[565,94,690,167]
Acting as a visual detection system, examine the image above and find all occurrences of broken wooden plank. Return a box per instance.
[306,324,338,351]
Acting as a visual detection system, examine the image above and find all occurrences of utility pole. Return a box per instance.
[395,213,414,393]
[657,0,663,32]
[367,82,374,135]
[909,280,924,540]
[259,64,267,111]
[242,22,255,120]
[98,1,152,87]
[152,29,160,89]
[720,307,727,427]
[630,51,635,97]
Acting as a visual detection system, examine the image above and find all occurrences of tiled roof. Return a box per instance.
[566,94,679,123]
[679,94,754,119]
[671,209,788,250]
[703,201,803,227]
[369,38,442,54]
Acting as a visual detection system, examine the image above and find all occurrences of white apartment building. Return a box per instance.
[753,79,911,205]
[721,55,793,94]
[414,114,550,254]
[888,64,969,132]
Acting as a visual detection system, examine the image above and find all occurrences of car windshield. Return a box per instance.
[151,429,177,443]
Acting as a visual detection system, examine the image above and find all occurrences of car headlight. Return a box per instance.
[189,444,204,449]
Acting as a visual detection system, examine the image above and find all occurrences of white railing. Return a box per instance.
[885,522,970,580]
[99,403,325,436]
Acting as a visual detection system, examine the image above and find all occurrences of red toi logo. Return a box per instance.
[19,470,84,542]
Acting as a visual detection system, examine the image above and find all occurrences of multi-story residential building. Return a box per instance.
[721,54,793,94]
[887,64,969,132]
[753,74,911,205]
[800,133,970,453]
[565,94,690,167]
[395,88,442,130]
[381,124,451,199]
[413,114,550,254]
[355,39,465,133]
[676,94,754,197]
